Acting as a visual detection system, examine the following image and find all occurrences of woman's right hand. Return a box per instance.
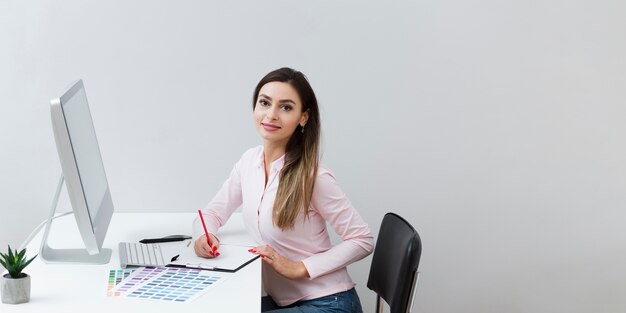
[194,234,220,258]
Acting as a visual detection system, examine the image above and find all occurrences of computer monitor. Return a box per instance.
[40,79,114,264]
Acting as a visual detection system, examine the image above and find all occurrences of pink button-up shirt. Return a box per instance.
[193,146,373,306]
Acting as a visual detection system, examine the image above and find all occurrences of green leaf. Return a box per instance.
[17,249,26,261]
[7,245,14,262]
[0,258,7,270]
[21,255,37,270]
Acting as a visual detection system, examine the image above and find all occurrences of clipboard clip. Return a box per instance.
[186,263,216,270]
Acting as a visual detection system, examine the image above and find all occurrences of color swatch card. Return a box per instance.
[107,269,136,296]
[112,266,223,302]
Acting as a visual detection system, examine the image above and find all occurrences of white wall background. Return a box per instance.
[2,0,626,312]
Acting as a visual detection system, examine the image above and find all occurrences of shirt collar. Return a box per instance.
[254,147,286,171]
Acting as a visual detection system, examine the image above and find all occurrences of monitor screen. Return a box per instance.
[61,85,109,229]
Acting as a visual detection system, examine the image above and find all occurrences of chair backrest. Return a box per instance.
[367,212,422,313]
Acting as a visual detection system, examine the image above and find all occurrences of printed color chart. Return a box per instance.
[112,267,223,302]
[107,269,135,296]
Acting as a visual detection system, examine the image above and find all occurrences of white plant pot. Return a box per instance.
[1,273,31,304]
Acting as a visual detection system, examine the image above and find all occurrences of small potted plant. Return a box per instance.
[0,245,37,304]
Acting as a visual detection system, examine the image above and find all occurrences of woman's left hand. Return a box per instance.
[249,245,310,280]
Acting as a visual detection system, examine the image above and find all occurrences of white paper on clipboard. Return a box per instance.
[167,244,259,272]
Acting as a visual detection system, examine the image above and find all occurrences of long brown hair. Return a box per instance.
[252,67,321,230]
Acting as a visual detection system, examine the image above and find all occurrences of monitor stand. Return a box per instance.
[39,175,112,264]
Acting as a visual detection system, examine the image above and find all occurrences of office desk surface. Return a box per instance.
[2,212,261,312]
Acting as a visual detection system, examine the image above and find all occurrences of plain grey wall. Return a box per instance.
[2,0,626,312]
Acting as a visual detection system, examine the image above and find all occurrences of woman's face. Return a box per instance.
[254,81,309,148]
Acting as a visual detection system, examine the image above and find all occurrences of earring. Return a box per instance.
[301,125,305,134]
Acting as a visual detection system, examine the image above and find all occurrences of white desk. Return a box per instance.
[3,212,261,312]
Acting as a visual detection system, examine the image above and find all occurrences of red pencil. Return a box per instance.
[197,210,213,247]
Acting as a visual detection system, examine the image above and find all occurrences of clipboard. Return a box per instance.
[166,244,260,273]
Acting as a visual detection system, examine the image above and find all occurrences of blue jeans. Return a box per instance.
[262,288,363,313]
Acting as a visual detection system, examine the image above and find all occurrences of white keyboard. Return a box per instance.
[119,242,166,268]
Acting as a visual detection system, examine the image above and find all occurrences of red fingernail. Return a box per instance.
[212,246,217,252]
[260,255,265,258]
[248,249,253,252]
[209,251,213,256]
[215,252,220,257]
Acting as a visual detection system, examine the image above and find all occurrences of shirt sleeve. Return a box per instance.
[192,157,244,240]
[302,169,374,279]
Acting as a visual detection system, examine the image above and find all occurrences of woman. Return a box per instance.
[193,67,373,312]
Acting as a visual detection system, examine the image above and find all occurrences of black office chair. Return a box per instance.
[367,213,422,313]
